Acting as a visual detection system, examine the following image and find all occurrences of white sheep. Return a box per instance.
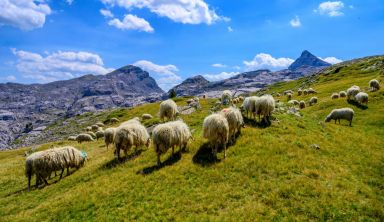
[95,130,104,140]
[203,114,229,159]
[114,123,150,159]
[242,96,260,119]
[355,92,369,105]
[299,100,306,109]
[297,89,303,96]
[369,79,380,91]
[288,100,299,106]
[331,93,340,99]
[286,93,293,101]
[104,127,116,150]
[325,108,354,126]
[309,97,318,106]
[284,90,293,95]
[303,89,308,95]
[159,99,179,122]
[347,86,360,100]
[76,134,95,143]
[152,120,192,165]
[308,88,317,94]
[120,117,141,126]
[339,91,347,98]
[91,125,99,132]
[221,90,232,105]
[142,113,153,120]
[87,132,96,139]
[254,94,275,122]
[67,136,77,141]
[220,107,244,143]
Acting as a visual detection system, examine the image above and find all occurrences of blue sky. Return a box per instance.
[0,0,383,90]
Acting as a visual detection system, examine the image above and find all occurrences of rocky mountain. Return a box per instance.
[169,50,331,97]
[0,65,164,150]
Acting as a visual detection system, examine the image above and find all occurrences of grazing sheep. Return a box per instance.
[347,86,360,100]
[254,94,275,122]
[120,117,141,126]
[297,89,303,96]
[331,93,340,99]
[303,89,308,95]
[276,93,281,97]
[288,100,299,106]
[76,134,94,143]
[325,108,354,126]
[339,91,347,98]
[232,98,238,104]
[87,132,96,139]
[286,93,293,101]
[221,90,232,105]
[142,113,153,120]
[299,100,306,109]
[95,130,104,140]
[308,88,317,94]
[110,118,119,124]
[67,136,77,141]
[152,120,192,165]
[355,92,369,105]
[25,151,44,191]
[369,79,380,91]
[203,114,229,159]
[96,122,104,127]
[309,97,318,106]
[284,90,293,95]
[86,126,92,132]
[238,96,244,102]
[104,127,116,150]
[242,96,260,119]
[159,99,179,122]
[91,125,99,132]
[220,107,244,143]
[114,123,150,159]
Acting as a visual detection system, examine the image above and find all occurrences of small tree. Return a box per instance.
[169,89,176,98]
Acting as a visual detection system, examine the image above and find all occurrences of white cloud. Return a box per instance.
[11,49,113,82]
[133,60,181,90]
[0,0,52,30]
[108,14,154,32]
[227,26,233,32]
[212,63,227,68]
[66,0,74,5]
[317,1,344,17]
[232,66,241,70]
[203,72,239,81]
[100,9,114,18]
[101,0,227,25]
[243,53,294,71]
[320,57,343,64]
[290,15,301,27]
[4,75,16,81]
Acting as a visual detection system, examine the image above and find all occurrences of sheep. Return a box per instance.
[242,96,259,119]
[221,90,232,105]
[307,88,317,94]
[297,89,303,96]
[232,98,238,104]
[104,127,116,150]
[238,96,244,102]
[76,134,94,143]
[95,130,104,140]
[87,132,96,139]
[284,90,293,95]
[299,100,306,109]
[325,108,354,126]
[186,98,194,104]
[114,123,150,159]
[109,118,119,124]
[339,91,347,98]
[25,151,45,191]
[347,86,360,100]
[331,93,340,99]
[369,79,380,91]
[286,93,293,101]
[152,120,192,165]
[96,122,104,127]
[203,114,229,159]
[303,89,308,95]
[355,92,369,105]
[120,117,141,126]
[220,107,244,144]
[254,94,275,123]
[85,126,92,132]
[288,100,299,106]
[67,136,77,141]
[159,99,179,122]
[91,125,99,132]
[193,97,200,102]
[309,97,318,106]
[142,113,153,120]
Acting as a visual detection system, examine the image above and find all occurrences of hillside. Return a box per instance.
[0,56,383,221]
[0,65,164,150]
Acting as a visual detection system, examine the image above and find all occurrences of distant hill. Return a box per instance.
[0,65,164,150]
[169,50,331,97]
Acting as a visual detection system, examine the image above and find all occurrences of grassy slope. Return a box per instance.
[0,57,383,221]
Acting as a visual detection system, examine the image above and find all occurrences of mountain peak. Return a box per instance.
[288,50,331,70]
[182,75,209,85]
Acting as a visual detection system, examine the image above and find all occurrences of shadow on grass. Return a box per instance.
[347,99,368,110]
[244,117,272,128]
[101,149,144,169]
[192,142,221,167]
[137,151,181,175]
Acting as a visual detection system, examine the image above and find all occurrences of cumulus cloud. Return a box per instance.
[101,0,227,25]
[108,14,154,32]
[203,72,239,81]
[212,63,227,68]
[320,57,343,64]
[243,53,294,71]
[133,60,181,90]
[100,9,114,18]
[317,1,344,17]
[11,49,113,82]
[290,15,301,27]
[0,0,52,30]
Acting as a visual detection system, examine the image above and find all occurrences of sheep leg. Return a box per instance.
[212,144,217,158]
[223,143,227,159]
[42,176,49,186]
[349,120,352,127]
[35,175,40,188]
[157,154,161,166]
[67,167,69,175]
[28,174,31,191]
[172,146,175,155]
[60,169,64,179]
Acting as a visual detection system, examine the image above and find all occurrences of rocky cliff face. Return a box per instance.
[169,51,331,97]
[0,65,164,150]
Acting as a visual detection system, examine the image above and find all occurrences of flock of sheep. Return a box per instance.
[24,78,380,190]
